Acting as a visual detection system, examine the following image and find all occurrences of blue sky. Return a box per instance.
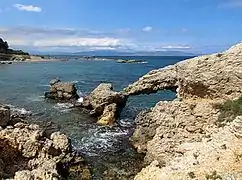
[0,0,242,53]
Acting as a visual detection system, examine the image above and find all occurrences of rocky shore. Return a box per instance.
[122,42,242,179]
[0,105,91,180]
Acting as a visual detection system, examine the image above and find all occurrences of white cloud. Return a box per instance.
[0,27,132,52]
[13,4,42,12]
[161,45,191,49]
[32,37,122,47]
[142,26,153,32]
[0,26,193,53]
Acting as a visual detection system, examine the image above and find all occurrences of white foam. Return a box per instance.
[8,105,32,116]
[53,103,74,110]
[77,97,84,103]
[71,80,79,84]
[26,95,44,102]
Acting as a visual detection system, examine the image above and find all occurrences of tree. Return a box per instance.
[0,38,9,52]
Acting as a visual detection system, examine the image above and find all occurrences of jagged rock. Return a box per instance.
[126,43,242,179]
[0,123,90,179]
[50,78,61,86]
[125,42,242,101]
[131,99,220,164]
[135,117,242,180]
[45,79,79,101]
[83,83,127,126]
[229,116,242,138]
[50,131,70,152]
[97,103,117,126]
[0,105,10,127]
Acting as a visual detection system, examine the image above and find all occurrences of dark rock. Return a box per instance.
[0,105,10,127]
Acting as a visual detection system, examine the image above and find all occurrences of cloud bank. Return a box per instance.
[0,26,192,53]
[13,4,42,12]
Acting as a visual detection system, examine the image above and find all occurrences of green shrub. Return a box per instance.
[215,96,242,127]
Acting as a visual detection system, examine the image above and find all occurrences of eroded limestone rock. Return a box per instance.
[127,43,242,179]
[0,123,90,180]
[131,99,220,164]
[125,42,242,101]
[83,83,127,126]
[135,117,242,180]
[45,79,79,101]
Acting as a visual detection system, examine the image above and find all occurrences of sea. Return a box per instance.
[0,56,192,179]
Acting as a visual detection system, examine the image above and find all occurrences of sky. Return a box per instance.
[0,0,242,54]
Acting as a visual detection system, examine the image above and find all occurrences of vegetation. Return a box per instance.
[0,38,29,56]
[205,171,222,180]
[0,38,9,53]
[215,96,242,127]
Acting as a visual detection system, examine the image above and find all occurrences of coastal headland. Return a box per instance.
[2,37,242,179]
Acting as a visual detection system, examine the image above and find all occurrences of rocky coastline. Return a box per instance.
[2,37,242,179]
[0,104,91,180]
[42,42,242,179]
[122,42,242,179]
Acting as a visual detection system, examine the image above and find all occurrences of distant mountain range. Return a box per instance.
[72,50,196,56]
[30,50,196,56]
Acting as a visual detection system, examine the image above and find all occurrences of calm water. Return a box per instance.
[0,56,191,179]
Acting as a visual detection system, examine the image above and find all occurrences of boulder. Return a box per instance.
[45,79,79,101]
[82,83,127,126]
[0,105,10,127]
[97,103,117,126]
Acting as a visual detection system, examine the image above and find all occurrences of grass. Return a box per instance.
[215,96,242,127]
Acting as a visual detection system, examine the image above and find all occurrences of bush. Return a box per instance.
[215,96,242,127]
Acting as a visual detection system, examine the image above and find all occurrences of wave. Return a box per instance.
[53,103,74,112]
[6,104,32,117]
[26,95,45,102]
[75,126,129,156]
[39,84,50,87]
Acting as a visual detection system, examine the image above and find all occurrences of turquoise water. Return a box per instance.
[0,56,190,179]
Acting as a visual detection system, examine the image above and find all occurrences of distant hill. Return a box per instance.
[31,49,196,57]
[71,50,195,56]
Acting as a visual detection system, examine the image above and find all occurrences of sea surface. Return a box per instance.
[0,56,192,179]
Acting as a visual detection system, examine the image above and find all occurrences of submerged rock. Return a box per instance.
[82,83,127,126]
[45,79,79,101]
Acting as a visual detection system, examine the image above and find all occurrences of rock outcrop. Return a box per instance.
[124,42,242,179]
[125,42,242,100]
[45,79,79,101]
[0,122,90,179]
[82,83,127,126]
[135,117,242,180]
